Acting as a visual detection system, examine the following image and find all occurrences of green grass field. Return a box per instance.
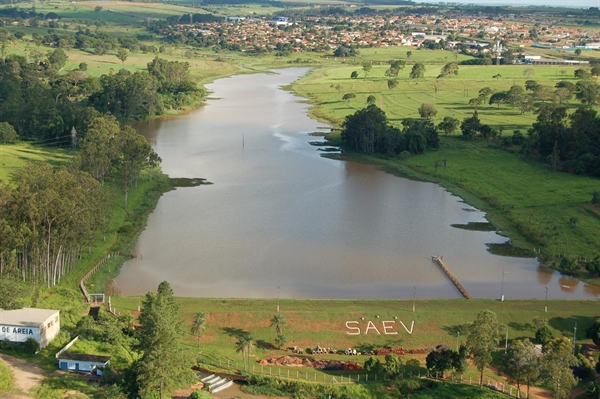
[109,295,599,391]
[0,143,71,184]
[0,360,13,394]
[294,59,588,131]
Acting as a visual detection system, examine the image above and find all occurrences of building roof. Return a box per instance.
[0,308,59,328]
[58,353,111,364]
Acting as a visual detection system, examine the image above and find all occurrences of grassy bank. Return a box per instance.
[112,295,599,361]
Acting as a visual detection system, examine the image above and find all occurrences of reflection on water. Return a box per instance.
[115,68,600,300]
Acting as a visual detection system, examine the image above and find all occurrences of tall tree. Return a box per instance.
[410,63,425,79]
[190,312,207,348]
[541,337,579,399]
[502,339,540,398]
[235,333,255,370]
[270,314,286,336]
[467,310,504,387]
[136,281,194,399]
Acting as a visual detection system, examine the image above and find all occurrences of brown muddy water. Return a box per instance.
[115,68,600,300]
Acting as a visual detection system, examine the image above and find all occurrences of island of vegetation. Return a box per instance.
[0,0,599,398]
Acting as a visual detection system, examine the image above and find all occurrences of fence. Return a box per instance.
[197,354,525,397]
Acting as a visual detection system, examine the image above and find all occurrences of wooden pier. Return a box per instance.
[432,256,472,299]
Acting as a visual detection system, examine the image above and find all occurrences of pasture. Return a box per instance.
[293,58,588,131]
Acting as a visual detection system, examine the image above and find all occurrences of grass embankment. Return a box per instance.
[113,295,598,388]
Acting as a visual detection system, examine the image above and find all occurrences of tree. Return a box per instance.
[270,314,286,336]
[426,347,455,378]
[383,354,403,379]
[586,318,600,346]
[342,93,356,102]
[468,97,483,110]
[493,74,502,80]
[362,61,372,77]
[0,278,27,309]
[560,257,579,275]
[136,281,194,399]
[506,85,526,109]
[387,79,398,90]
[502,339,540,398]
[406,51,412,59]
[418,103,437,120]
[592,65,600,78]
[410,63,425,79]
[575,68,591,79]
[235,333,255,370]
[478,87,493,102]
[461,111,481,140]
[0,121,18,144]
[541,337,579,399]
[437,116,460,136]
[366,95,377,105]
[275,333,287,350]
[113,126,156,207]
[575,80,599,105]
[439,62,459,77]
[467,310,504,387]
[535,325,554,346]
[574,48,582,56]
[489,92,507,109]
[525,80,540,92]
[364,357,381,374]
[116,48,128,64]
[350,71,359,79]
[47,48,68,70]
[190,312,207,347]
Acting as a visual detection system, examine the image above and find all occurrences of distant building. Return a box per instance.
[0,308,60,349]
[57,353,111,375]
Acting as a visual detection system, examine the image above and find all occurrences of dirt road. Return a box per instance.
[0,353,46,398]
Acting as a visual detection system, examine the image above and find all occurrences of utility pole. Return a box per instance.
[413,286,416,312]
[500,268,507,301]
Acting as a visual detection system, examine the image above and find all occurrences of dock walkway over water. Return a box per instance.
[432,256,472,299]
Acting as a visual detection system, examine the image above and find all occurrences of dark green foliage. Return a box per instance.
[334,45,357,57]
[436,116,459,136]
[383,353,403,379]
[0,122,18,143]
[586,256,600,277]
[135,281,195,398]
[0,279,26,309]
[535,325,553,346]
[467,310,504,387]
[586,318,600,346]
[460,111,481,139]
[560,257,579,275]
[22,337,40,354]
[409,63,425,79]
[425,347,455,377]
[363,356,381,373]
[341,105,439,156]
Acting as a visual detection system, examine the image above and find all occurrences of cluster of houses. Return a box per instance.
[165,10,600,55]
[1,308,110,375]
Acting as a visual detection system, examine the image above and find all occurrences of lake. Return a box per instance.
[115,67,600,300]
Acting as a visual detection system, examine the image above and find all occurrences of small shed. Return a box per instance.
[57,353,111,375]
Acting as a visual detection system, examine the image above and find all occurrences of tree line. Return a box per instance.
[0,114,160,287]
[341,104,439,156]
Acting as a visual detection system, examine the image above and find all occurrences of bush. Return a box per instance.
[22,338,40,354]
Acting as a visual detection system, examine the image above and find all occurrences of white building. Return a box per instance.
[0,308,60,349]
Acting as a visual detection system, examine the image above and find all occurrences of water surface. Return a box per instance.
[115,68,600,300]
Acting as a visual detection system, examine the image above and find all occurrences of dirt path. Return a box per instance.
[0,354,46,398]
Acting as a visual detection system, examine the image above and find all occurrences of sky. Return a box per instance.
[419,0,596,8]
